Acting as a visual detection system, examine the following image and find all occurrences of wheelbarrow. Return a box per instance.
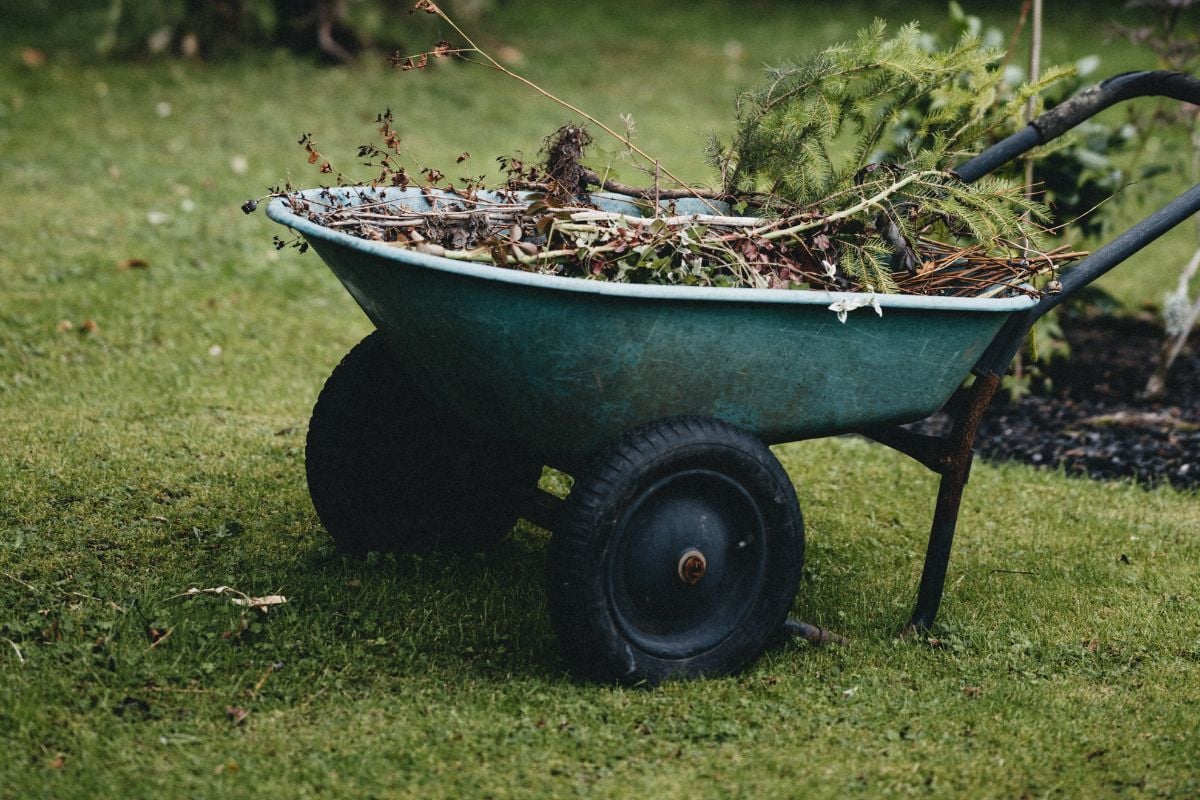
[266,71,1200,684]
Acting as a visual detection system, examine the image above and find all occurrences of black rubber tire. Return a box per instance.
[305,331,542,555]
[546,416,804,684]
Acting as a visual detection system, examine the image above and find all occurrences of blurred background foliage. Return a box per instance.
[1,0,494,62]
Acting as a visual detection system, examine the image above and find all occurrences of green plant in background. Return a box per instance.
[867,3,1146,398]
[1106,0,1200,398]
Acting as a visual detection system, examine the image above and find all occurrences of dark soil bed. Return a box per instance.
[967,313,1199,490]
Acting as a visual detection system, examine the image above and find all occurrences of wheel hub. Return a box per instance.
[677,549,708,585]
[607,469,771,658]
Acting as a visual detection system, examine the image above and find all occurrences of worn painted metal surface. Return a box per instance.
[268,188,1035,462]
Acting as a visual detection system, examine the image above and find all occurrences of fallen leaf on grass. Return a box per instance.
[176,586,287,613]
[55,320,73,333]
[225,706,249,725]
[230,595,287,612]
[962,685,982,698]
[80,319,99,334]
[46,755,65,769]
[117,258,150,270]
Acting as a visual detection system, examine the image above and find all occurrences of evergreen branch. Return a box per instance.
[759,169,945,239]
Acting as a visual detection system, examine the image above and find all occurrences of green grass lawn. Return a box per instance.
[2,2,1199,797]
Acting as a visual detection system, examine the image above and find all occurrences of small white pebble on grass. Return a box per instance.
[230,155,248,175]
[180,198,196,213]
[155,101,172,118]
[146,211,170,225]
[208,345,222,357]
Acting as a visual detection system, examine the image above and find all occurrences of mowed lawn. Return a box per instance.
[1,2,1198,797]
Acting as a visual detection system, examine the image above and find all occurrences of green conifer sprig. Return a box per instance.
[713,19,1073,290]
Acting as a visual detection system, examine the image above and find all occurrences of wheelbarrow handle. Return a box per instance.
[973,182,1200,376]
[962,71,1200,378]
[955,70,1200,183]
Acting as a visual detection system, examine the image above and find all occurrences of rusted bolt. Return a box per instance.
[677,549,707,586]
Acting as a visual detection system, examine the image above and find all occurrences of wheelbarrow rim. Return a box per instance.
[266,187,1040,313]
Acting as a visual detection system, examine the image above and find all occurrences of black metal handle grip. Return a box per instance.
[955,70,1200,183]
[964,71,1200,378]
[1033,70,1200,141]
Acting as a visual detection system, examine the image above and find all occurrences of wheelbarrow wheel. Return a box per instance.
[546,416,804,684]
[305,331,542,555]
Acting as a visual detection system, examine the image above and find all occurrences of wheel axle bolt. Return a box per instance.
[677,549,707,586]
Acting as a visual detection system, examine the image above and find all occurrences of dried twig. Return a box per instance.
[293,191,1081,297]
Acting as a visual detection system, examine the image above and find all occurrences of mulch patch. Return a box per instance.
[971,312,1199,490]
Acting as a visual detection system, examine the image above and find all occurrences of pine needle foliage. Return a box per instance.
[714,21,1074,289]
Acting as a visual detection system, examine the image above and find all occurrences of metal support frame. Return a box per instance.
[867,69,1200,634]
[864,373,1000,632]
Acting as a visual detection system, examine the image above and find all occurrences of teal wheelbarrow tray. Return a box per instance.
[267,71,1200,683]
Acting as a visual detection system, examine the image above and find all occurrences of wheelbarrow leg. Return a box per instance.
[908,456,972,632]
[905,373,1001,634]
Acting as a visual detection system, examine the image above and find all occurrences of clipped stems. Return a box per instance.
[758,170,945,240]
[417,3,721,213]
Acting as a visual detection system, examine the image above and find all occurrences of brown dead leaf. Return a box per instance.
[117,258,149,271]
[962,685,982,699]
[55,320,73,333]
[1084,637,1099,653]
[225,706,248,725]
[80,319,99,334]
[47,754,65,769]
